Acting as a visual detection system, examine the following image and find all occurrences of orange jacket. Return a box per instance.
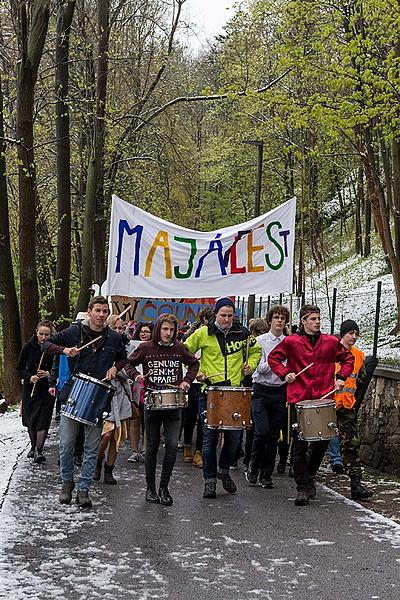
[335,345,364,409]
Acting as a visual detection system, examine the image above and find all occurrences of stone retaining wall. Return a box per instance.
[358,365,400,476]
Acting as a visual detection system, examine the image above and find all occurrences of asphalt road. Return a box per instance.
[1,427,400,600]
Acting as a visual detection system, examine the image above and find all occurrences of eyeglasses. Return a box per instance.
[140,330,151,335]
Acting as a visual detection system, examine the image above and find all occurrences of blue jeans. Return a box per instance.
[328,435,343,466]
[59,415,102,491]
[199,394,241,483]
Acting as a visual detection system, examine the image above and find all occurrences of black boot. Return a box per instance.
[104,464,117,485]
[146,488,160,503]
[34,449,46,464]
[27,446,35,459]
[351,476,373,501]
[93,459,103,482]
[159,487,173,506]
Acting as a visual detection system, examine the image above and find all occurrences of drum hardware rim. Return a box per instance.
[232,412,241,421]
[61,413,102,427]
[327,421,337,430]
[206,424,248,430]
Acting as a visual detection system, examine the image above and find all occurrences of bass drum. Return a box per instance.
[204,386,252,430]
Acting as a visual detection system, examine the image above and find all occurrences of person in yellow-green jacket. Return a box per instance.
[184,297,262,499]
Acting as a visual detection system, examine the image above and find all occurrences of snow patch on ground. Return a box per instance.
[0,411,27,506]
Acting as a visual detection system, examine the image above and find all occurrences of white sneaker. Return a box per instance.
[127,451,140,463]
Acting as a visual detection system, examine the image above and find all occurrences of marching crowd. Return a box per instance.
[2,295,374,510]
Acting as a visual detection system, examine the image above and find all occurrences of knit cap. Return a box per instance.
[214,297,235,314]
[340,319,359,338]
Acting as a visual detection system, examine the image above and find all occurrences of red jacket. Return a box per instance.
[267,332,354,404]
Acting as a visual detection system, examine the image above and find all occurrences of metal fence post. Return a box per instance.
[330,287,337,335]
[258,296,262,317]
[373,281,382,359]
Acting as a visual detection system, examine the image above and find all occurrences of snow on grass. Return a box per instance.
[0,411,27,507]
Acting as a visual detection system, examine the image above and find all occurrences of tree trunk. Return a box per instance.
[362,134,400,332]
[15,0,50,341]
[54,0,76,327]
[391,138,400,261]
[355,164,364,255]
[93,0,110,286]
[0,74,22,403]
[76,0,109,307]
[75,156,98,311]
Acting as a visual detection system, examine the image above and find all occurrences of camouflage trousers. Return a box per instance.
[336,407,362,477]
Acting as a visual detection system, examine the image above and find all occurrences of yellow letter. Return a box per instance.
[145,230,172,278]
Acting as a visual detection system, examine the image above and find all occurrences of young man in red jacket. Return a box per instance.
[268,305,354,506]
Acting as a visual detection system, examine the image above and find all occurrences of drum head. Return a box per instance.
[296,399,335,409]
[76,372,113,390]
[206,386,253,392]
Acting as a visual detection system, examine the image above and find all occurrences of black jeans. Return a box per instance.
[250,383,287,478]
[144,409,181,490]
[183,383,203,452]
[291,405,329,491]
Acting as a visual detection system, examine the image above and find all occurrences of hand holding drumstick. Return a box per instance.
[285,362,314,384]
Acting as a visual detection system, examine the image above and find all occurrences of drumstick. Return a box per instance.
[294,363,314,378]
[78,335,102,351]
[244,337,250,365]
[116,304,132,319]
[320,388,336,401]
[31,352,45,397]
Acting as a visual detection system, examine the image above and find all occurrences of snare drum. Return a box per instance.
[145,388,187,410]
[204,386,252,430]
[295,399,337,441]
[61,373,114,427]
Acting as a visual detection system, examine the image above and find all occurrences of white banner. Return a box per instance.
[103,195,296,298]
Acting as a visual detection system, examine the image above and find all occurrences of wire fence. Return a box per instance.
[237,280,395,359]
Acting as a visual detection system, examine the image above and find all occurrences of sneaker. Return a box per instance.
[294,489,309,506]
[192,451,203,468]
[331,463,344,474]
[217,472,237,494]
[183,445,193,463]
[34,451,46,464]
[76,490,93,508]
[203,482,216,498]
[259,473,274,488]
[127,451,140,463]
[177,441,184,452]
[245,469,258,486]
[276,459,286,474]
[59,481,75,504]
